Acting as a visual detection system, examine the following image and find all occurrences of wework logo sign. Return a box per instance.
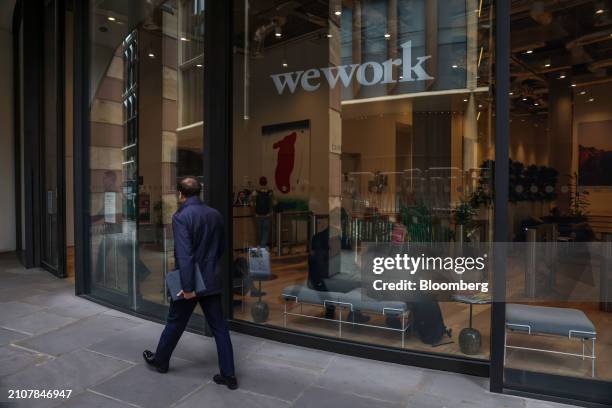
[270,41,433,95]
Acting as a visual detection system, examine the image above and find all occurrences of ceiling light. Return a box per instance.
[107,16,116,22]
[559,74,566,79]
[452,64,458,69]
[334,10,342,16]
[522,97,528,101]
[180,37,188,41]
[525,49,533,54]
[544,63,551,67]
[589,98,595,102]
[275,25,282,38]
[148,52,155,58]
[478,104,483,108]
[534,102,539,106]
[509,91,514,96]
[384,33,391,39]
[196,64,203,67]
[326,33,333,38]
[282,61,288,68]
[596,8,605,14]
[463,98,468,102]
[399,75,403,79]
[571,83,577,87]
[580,91,587,95]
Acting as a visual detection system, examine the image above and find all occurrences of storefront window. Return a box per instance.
[232,0,495,359]
[505,0,612,391]
[87,0,205,321]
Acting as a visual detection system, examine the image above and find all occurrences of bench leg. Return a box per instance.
[582,339,585,360]
[503,329,507,366]
[401,314,405,348]
[592,338,595,378]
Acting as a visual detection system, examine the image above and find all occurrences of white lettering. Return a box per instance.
[270,42,434,94]
[270,71,304,94]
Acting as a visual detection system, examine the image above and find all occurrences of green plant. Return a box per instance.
[454,200,477,226]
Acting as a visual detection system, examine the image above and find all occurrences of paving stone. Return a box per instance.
[251,341,334,372]
[0,345,52,377]
[0,349,132,407]
[16,314,142,356]
[88,322,168,363]
[316,355,423,403]
[91,359,208,408]
[294,385,402,408]
[59,390,135,408]
[0,327,30,346]
[46,298,109,319]
[0,311,76,335]
[0,301,45,320]
[236,355,320,402]
[174,382,290,408]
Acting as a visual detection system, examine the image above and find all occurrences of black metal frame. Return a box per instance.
[39,0,67,278]
[12,0,23,261]
[73,0,90,295]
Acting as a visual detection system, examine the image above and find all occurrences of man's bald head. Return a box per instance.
[178,177,202,198]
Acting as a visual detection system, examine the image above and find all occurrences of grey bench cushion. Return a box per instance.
[282,285,408,315]
[506,304,596,339]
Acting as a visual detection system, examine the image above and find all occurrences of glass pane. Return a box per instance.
[232,0,494,359]
[88,0,205,318]
[505,0,612,390]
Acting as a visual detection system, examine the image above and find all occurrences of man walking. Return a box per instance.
[143,177,238,390]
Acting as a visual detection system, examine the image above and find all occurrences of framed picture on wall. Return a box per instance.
[578,120,612,187]
[261,120,310,195]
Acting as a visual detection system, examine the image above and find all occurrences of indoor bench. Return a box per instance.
[505,303,597,377]
[281,284,410,347]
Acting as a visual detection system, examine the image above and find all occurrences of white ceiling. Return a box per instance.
[0,0,16,31]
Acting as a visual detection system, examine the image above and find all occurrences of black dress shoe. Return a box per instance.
[142,350,168,373]
[213,373,238,390]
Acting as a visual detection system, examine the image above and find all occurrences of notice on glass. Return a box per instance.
[104,192,116,224]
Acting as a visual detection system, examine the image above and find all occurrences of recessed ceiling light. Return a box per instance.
[180,37,189,41]
[509,91,514,96]
[580,90,587,95]
[596,9,605,14]
[559,74,566,79]
[534,102,539,106]
[463,98,468,102]
[452,64,459,69]
[107,16,116,21]
[478,104,483,108]
[282,62,288,68]
[544,63,551,67]
[196,64,203,67]
[148,52,155,58]
[399,75,404,79]
[326,33,333,38]
[522,97,528,101]
[571,83,577,87]
[275,32,282,37]
[334,10,341,16]
[589,97,595,102]
[525,50,533,54]
[384,33,391,39]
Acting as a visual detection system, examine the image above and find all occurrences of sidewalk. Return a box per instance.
[0,253,576,408]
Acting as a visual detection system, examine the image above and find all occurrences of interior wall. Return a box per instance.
[232,39,331,214]
[0,27,16,252]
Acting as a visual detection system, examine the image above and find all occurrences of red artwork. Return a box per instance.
[272,132,297,193]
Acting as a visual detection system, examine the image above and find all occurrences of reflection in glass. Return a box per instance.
[232,0,495,359]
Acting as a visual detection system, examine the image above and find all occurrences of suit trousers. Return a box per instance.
[154,294,235,377]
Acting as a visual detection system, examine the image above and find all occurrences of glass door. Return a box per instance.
[41,0,66,277]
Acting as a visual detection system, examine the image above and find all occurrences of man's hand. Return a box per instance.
[176,290,197,300]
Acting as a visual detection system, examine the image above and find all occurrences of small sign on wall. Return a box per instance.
[104,192,116,224]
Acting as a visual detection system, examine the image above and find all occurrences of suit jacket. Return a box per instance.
[173,196,224,296]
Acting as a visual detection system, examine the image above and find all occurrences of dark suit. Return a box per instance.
[154,196,235,377]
